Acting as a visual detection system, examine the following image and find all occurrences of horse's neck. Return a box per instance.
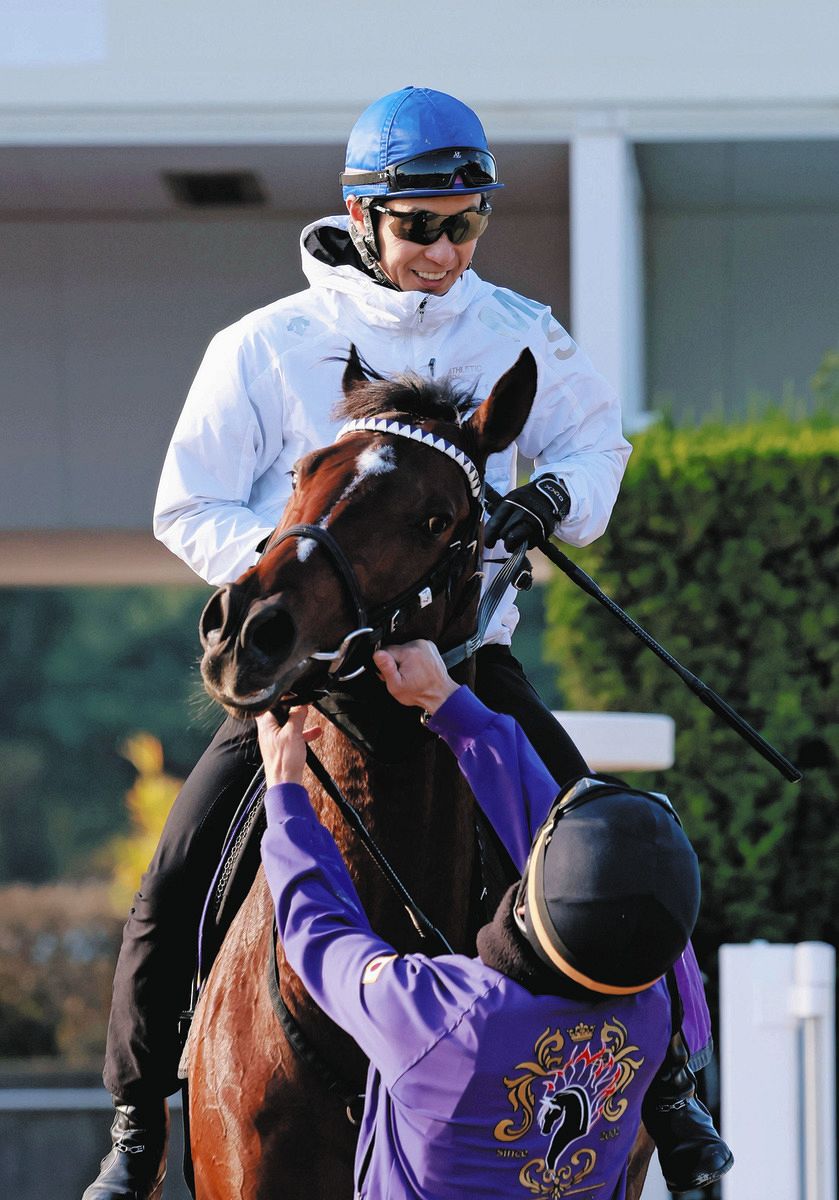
[304,718,477,955]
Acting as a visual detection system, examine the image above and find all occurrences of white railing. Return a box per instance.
[720,941,837,1200]
[552,711,675,773]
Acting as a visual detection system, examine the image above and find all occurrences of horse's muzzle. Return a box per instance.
[199,584,305,716]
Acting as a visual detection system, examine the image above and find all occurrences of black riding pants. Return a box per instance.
[102,643,588,1103]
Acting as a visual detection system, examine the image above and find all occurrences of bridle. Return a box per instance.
[260,415,486,692]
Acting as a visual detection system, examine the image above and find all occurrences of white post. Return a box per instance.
[791,942,837,1200]
[640,1157,671,1199]
[570,125,648,430]
[720,941,837,1200]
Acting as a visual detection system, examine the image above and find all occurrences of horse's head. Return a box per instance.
[199,346,537,718]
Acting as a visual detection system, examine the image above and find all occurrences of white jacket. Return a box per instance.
[154,216,631,645]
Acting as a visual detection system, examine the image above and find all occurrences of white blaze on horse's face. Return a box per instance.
[295,443,397,563]
[357,443,396,477]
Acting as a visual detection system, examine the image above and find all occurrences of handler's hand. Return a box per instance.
[256,706,321,789]
[373,640,459,715]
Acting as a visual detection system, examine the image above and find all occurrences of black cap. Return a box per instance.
[519,781,700,994]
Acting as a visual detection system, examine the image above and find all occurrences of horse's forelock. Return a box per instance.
[334,370,475,427]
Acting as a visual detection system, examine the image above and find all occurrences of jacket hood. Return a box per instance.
[299,214,483,329]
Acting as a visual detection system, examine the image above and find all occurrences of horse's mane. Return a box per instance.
[333,363,477,428]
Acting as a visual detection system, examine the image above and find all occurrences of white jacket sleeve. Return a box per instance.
[153,327,282,585]
[516,328,632,548]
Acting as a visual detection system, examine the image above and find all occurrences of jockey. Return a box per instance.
[83,88,728,1199]
[256,639,734,1199]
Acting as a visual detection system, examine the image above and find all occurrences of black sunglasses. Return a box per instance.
[340,147,498,194]
[371,202,492,246]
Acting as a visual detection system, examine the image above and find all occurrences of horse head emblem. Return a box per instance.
[539,1044,621,1176]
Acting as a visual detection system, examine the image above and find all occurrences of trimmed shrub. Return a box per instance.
[0,883,123,1063]
[544,415,839,970]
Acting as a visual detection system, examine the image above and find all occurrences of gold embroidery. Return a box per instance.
[494,1027,565,1141]
[494,1018,645,1194]
[518,1149,600,1198]
[600,1019,644,1122]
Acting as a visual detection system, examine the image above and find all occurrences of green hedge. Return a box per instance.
[0,587,211,882]
[544,415,839,968]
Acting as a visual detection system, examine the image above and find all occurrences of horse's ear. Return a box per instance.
[342,344,369,396]
[466,349,538,456]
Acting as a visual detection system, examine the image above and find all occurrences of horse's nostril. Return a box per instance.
[246,607,296,663]
[200,587,230,649]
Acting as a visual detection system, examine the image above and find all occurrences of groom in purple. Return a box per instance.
[257,640,733,1198]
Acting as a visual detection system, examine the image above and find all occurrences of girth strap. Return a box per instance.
[266,918,365,1124]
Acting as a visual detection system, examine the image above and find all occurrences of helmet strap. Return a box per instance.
[346,196,476,291]
[348,199,399,290]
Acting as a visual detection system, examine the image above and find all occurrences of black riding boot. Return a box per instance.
[82,1099,168,1200]
[642,1032,734,1193]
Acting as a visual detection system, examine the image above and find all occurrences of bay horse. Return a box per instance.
[184,347,655,1198]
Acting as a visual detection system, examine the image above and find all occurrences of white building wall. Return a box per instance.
[571,131,646,426]
[0,216,306,531]
[647,204,839,418]
[2,0,839,121]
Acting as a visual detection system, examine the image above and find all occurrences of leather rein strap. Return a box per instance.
[304,746,454,952]
[265,744,455,1125]
[442,541,530,670]
[263,522,367,630]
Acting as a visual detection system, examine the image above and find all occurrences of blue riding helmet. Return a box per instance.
[340,86,504,201]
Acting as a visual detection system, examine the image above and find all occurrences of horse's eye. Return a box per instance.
[289,468,299,490]
[425,514,451,538]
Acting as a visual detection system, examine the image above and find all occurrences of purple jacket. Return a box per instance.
[261,687,711,1199]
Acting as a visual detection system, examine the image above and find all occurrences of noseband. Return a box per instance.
[261,417,483,688]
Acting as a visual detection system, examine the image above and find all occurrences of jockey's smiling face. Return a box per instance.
[346,193,486,296]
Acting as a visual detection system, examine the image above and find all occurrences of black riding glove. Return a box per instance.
[484,474,571,551]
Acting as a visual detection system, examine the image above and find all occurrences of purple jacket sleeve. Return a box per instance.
[426,685,559,871]
[260,782,494,1086]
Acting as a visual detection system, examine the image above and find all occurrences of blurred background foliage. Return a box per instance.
[0,883,123,1062]
[545,411,838,977]
[101,733,183,910]
[0,586,209,884]
[0,588,206,1068]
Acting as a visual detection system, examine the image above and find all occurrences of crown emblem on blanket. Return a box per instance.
[568,1022,596,1043]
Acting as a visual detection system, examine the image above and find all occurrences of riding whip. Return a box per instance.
[484,483,802,783]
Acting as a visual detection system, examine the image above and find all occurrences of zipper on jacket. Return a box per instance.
[355,1130,375,1200]
[416,296,429,325]
[355,1091,389,1199]
[428,357,436,378]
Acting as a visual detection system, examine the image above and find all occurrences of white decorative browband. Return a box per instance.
[336,418,482,500]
